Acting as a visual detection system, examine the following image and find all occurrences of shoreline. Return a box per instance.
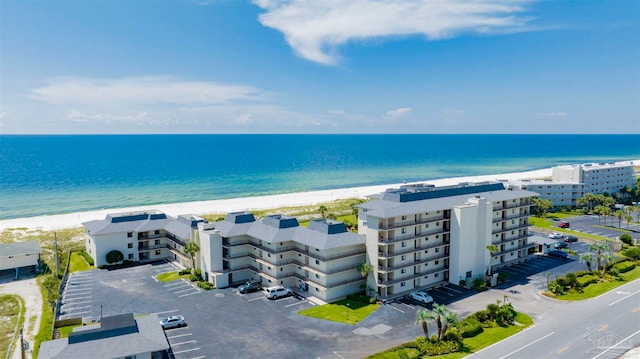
[0,167,555,232]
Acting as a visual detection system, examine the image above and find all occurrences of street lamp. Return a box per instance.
[346,302,350,321]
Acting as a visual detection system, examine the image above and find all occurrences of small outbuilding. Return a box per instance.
[0,241,42,277]
[530,235,560,254]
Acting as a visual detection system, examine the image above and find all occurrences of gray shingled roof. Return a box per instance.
[83,211,193,239]
[0,241,41,258]
[359,188,538,218]
[37,315,169,359]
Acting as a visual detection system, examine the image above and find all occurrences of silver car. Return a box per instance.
[408,290,434,304]
[160,315,185,329]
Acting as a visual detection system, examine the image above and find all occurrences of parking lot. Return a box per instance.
[548,215,640,240]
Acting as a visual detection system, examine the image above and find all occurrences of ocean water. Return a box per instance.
[1,134,638,219]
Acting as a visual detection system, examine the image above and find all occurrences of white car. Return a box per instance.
[264,285,292,299]
[160,315,185,329]
[408,290,434,304]
[548,232,564,239]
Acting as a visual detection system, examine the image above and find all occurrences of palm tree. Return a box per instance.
[319,205,327,218]
[531,197,552,217]
[440,311,459,340]
[579,253,595,272]
[486,244,500,276]
[432,303,449,340]
[614,210,625,228]
[357,262,373,294]
[415,309,435,339]
[600,252,617,274]
[42,274,59,311]
[487,301,499,322]
[589,243,609,272]
[184,241,200,273]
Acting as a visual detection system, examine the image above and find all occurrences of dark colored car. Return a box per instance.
[563,235,578,243]
[558,221,570,228]
[239,280,262,294]
[548,250,568,259]
[554,242,568,250]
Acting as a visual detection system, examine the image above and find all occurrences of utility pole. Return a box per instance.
[100,304,103,320]
[53,233,59,277]
[19,326,25,359]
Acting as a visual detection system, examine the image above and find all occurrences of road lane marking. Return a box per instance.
[591,328,640,359]
[608,289,640,306]
[167,333,193,339]
[556,345,569,354]
[497,332,555,359]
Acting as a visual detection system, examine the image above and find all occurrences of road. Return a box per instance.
[470,279,640,359]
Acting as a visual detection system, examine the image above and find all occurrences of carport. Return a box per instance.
[530,235,559,254]
[0,241,41,279]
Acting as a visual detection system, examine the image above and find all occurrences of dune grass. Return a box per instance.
[0,294,25,359]
[298,299,379,325]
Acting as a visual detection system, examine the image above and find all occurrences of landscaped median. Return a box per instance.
[156,269,215,290]
[298,295,379,325]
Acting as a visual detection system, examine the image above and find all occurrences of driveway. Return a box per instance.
[0,268,42,359]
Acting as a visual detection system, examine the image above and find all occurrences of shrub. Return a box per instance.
[619,234,633,246]
[189,275,199,282]
[194,269,202,277]
[197,281,214,290]
[122,260,133,265]
[613,261,636,274]
[369,297,376,304]
[457,317,484,338]
[498,272,509,284]
[622,247,640,260]
[442,327,463,343]
[472,310,489,323]
[418,339,462,356]
[577,275,597,288]
[179,268,191,275]
[105,250,124,264]
[547,280,565,295]
[574,270,589,277]
[80,250,94,266]
[473,278,488,291]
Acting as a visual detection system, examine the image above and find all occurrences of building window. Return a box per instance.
[425,224,429,228]
[466,271,472,278]
[401,228,406,234]
[401,241,406,247]
[281,268,283,271]
[435,273,439,277]
[401,268,406,274]
[436,235,439,238]
[155,250,161,255]
[435,260,439,265]
[401,216,407,220]
[424,250,428,254]
[316,287,320,292]
[400,282,406,287]
[268,253,271,257]
[401,255,406,260]
[424,275,428,279]
[511,241,514,245]
[315,273,320,278]
[128,254,133,260]
[127,232,132,238]
[316,259,320,265]
[127,243,133,248]
[155,240,160,245]
[435,247,439,253]
[268,267,271,270]
[155,230,160,235]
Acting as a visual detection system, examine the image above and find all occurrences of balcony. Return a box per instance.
[377,267,448,286]
[492,211,531,223]
[138,244,169,252]
[378,216,448,230]
[378,230,449,245]
[492,233,531,245]
[378,241,447,259]
[377,253,448,272]
[491,222,530,235]
[494,243,535,256]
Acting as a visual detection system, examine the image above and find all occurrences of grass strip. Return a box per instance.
[68,251,94,273]
[156,271,189,282]
[298,299,379,325]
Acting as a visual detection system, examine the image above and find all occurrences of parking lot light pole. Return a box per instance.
[346,302,350,321]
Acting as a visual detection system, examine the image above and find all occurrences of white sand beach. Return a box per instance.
[0,167,557,232]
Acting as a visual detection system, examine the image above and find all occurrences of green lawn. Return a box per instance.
[156,271,189,282]
[554,266,640,301]
[57,324,83,338]
[298,299,379,325]
[0,294,25,359]
[68,251,94,273]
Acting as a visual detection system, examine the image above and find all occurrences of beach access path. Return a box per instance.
[0,168,553,232]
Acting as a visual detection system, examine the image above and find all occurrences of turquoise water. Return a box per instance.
[1,134,638,219]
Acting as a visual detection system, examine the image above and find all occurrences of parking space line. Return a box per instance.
[171,340,197,346]
[285,301,308,308]
[445,287,462,294]
[174,288,196,294]
[63,300,91,306]
[190,356,205,359]
[172,347,201,355]
[64,305,92,311]
[401,302,415,309]
[388,305,405,313]
[178,292,200,298]
[164,282,187,287]
[65,310,90,316]
[248,296,264,302]
[151,309,179,316]
[167,333,193,339]
[63,296,91,301]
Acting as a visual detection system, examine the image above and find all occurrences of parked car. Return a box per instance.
[160,315,185,329]
[558,221,570,228]
[548,232,564,239]
[554,242,568,250]
[408,290,434,304]
[563,235,578,243]
[239,280,262,294]
[264,286,292,299]
[547,250,568,259]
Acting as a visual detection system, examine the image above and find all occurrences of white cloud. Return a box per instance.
[253,0,534,65]
[385,107,413,119]
[537,112,567,118]
[30,76,264,106]
[233,112,254,125]
[67,110,153,124]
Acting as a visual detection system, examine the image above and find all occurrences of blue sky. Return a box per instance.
[1,0,638,134]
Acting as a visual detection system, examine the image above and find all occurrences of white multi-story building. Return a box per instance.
[83,211,205,267]
[552,161,636,195]
[507,180,584,207]
[197,213,366,302]
[357,182,537,300]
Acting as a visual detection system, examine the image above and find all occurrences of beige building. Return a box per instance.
[552,161,636,195]
[358,182,537,300]
[197,213,366,302]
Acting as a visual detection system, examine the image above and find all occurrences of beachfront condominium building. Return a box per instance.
[508,161,636,207]
[551,161,636,195]
[83,211,205,267]
[357,182,537,300]
[197,213,366,302]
